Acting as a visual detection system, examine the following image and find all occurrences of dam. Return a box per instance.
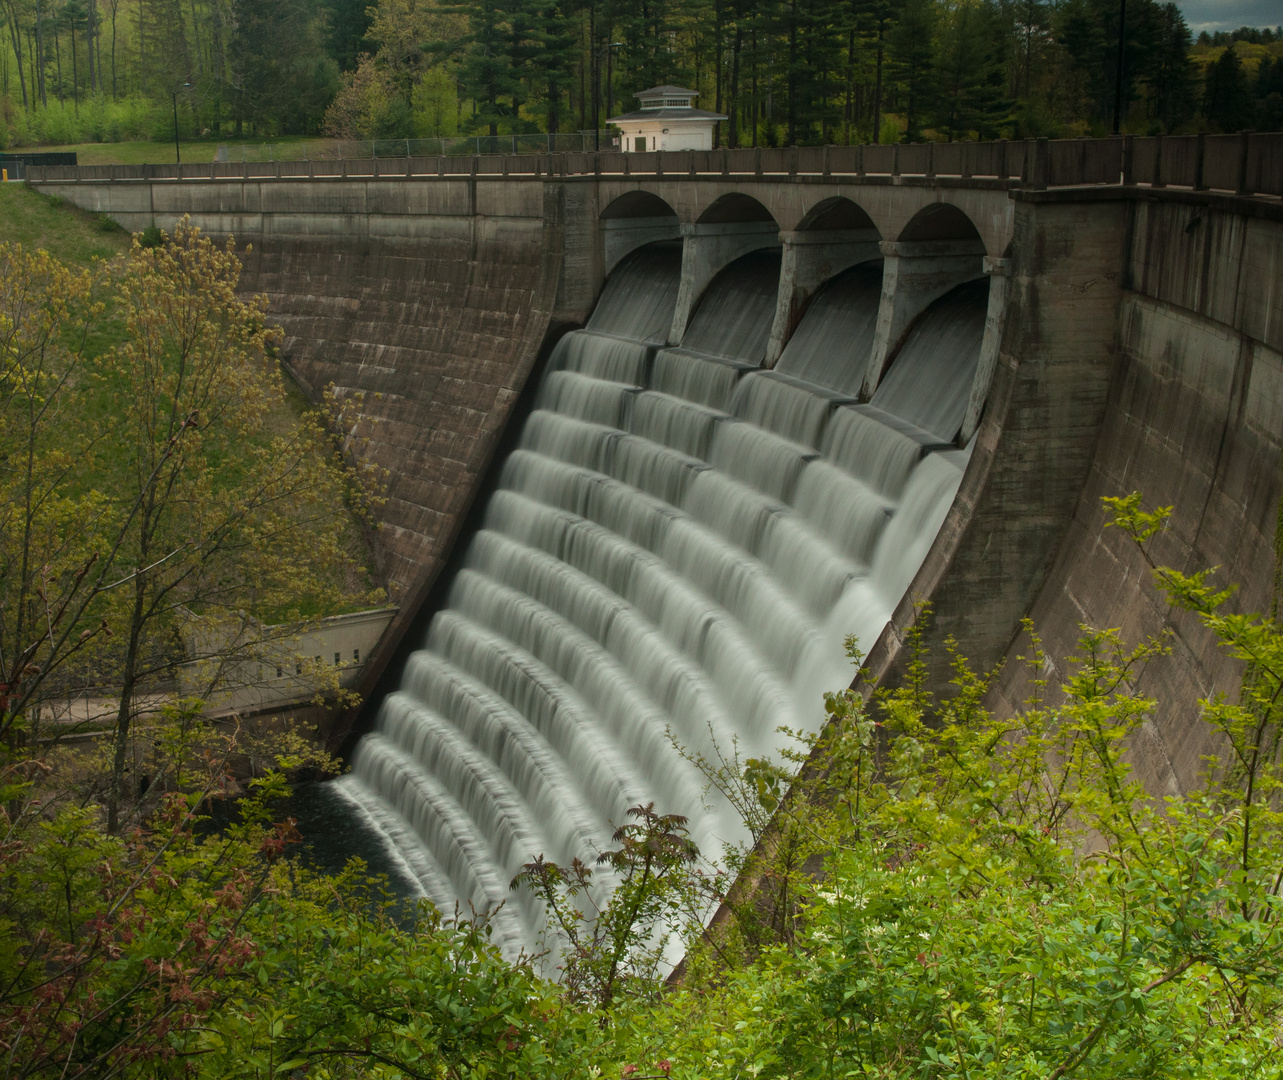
[29,134,1283,957]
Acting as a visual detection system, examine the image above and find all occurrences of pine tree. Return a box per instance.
[1203,44,1252,132]
[888,0,936,140]
[934,0,1010,138]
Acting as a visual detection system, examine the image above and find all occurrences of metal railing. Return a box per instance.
[25,133,1283,200]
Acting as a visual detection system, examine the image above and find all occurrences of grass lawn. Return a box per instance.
[11,137,325,166]
[0,181,132,267]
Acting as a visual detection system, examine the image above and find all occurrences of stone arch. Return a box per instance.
[600,190,679,221]
[600,191,682,277]
[669,193,781,345]
[795,195,879,235]
[897,202,984,245]
[697,192,777,225]
[765,195,884,365]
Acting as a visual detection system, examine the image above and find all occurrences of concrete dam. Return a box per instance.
[31,135,1283,958]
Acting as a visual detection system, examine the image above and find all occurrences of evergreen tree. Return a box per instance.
[229,0,339,136]
[527,0,577,133]
[1256,54,1283,130]
[1143,2,1194,131]
[1203,44,1252,132]
[934,0,1009,138]
[454,0,523,135]
[888,0,935,140]
[320,0,374,72]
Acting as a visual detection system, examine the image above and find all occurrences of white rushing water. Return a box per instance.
[336,244,986,963]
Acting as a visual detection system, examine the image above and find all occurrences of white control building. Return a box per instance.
[608,85,727,153]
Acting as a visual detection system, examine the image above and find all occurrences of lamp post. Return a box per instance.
[173,82,191,164]
[592,43,622,152]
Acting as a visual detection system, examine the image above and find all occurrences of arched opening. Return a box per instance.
[680,248,783,364]
[600,192,681,278]
[697,192,776,225]
[601,191,680,221]
[898,202,984,245]
[775,262,884,396]
[796,196,878,234]
[871,278,991,442]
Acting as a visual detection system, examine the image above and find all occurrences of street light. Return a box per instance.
[173,82,192,165]
[592,43,623,153]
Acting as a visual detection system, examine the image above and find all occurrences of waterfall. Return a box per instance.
[335,240,987,964]
[870,278,990,441]
[775,261,883,397]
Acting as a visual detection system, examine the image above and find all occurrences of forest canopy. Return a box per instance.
[1,0,1282,151]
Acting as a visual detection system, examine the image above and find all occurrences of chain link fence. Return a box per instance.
[214,132,621,162]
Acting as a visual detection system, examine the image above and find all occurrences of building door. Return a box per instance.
[635,137,646,152]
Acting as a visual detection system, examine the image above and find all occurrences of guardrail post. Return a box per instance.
[997,139,1008,180]
[721,148,730,177]
[822,145,831,177]
[1237,130,1252,195]
[1193,132,1206,191]
[961,143,973,179]
[1151,134,1164,188]
[856,144,865,178]
[1024,138,1048,190]
[891,144,900,177]
[623,154,631,177]
[1121,134,1134,185]
[788,146,798,177]
[656,151,664,177]
[469,156,478,178]
[689,152,697,177]
[926,143,936,178]
[754,147,763,176]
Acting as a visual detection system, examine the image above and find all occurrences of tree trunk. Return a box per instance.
[107,571,148,835]
[9,5,29,109]
[873,29,884,144]
[35,0,45,107]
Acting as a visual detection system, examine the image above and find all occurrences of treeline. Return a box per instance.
[0,0,372,145]
[332,0,1283,144]
[1,0,1282,150]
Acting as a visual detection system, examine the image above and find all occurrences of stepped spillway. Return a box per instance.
[334,244,987,961]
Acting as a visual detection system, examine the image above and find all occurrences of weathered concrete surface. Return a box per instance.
[859,191,1131,703]
[985,199,1283,796]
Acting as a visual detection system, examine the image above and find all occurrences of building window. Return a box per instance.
[335,652,341,666]
[276,665,283,677]
[353,648,360,664]
[635,136,646,152]
[296,662,302,675]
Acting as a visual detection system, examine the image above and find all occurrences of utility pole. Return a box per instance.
[592,42,622,152]
[1113,0,1127,134]
[173,82,191,164]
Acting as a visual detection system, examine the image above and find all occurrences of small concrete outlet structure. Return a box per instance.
[609,85,727,153]
[179,607,398,716]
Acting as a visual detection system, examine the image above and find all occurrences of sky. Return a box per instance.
[1176,0,1283,33]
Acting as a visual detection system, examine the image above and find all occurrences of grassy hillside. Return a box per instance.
[0,181,132,266]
